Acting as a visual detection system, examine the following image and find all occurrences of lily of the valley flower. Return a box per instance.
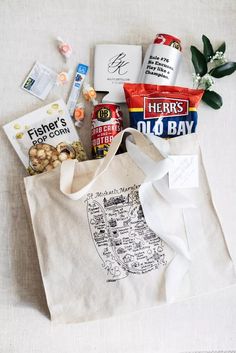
[193,73,215,90]
[210,51,227,66]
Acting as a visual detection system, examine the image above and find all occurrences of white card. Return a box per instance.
[168,155,199,189]
[22,61,58,100]
[94,44,142,103]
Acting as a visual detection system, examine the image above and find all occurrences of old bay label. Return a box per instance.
[123,83,204,138]
[137,119,195,137]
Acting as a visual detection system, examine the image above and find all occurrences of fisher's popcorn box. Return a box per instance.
[3,99,87,175]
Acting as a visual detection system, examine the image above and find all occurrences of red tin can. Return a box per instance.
[153,33,182,52]
[91,103,123,159]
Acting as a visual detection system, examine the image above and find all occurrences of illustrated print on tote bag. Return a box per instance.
[86,184,167,282]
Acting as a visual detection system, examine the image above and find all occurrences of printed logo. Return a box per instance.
[108,52,129,75]
[96,107,112,122]
[144,97,189,119]
[23,77,35,91]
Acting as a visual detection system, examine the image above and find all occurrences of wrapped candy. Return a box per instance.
[57,37,72,60]
[74,102,85,128]
[82,83,98,106]
[57,70,72,85]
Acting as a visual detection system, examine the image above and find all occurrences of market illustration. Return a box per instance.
[86,185,167,281]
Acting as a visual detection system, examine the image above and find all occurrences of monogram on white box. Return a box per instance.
[94,44,142,103]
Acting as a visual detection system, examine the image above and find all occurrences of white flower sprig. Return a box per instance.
[210,51,227,66]
[193,73,215,90]
[190,35,236,109]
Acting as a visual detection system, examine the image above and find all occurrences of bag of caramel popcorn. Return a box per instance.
[3,99,87,174]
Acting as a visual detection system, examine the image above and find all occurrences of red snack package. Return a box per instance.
[124,83,204,138]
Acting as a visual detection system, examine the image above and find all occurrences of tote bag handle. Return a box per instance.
[60,127,167,200]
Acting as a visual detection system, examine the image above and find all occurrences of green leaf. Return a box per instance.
[209,62,236,78]
[215,42,226,54]
[190,46,208,76]
[202,90,223,109]
[202,35,214,61]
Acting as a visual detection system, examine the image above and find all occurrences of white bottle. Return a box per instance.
[138,33,182,85]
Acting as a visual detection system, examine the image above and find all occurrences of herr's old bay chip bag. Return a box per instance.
[3,99,87,175]
[124,83,204,138]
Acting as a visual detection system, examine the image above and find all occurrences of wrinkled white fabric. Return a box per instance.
[24,128,236,323]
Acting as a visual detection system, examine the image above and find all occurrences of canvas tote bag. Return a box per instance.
[24,128,236,323]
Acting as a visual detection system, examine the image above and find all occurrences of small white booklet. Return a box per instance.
[168,155,199,189]
[22,61,58,100]
[94,44,142,103]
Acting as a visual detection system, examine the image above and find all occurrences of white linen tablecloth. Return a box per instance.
[0,0,236,352]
